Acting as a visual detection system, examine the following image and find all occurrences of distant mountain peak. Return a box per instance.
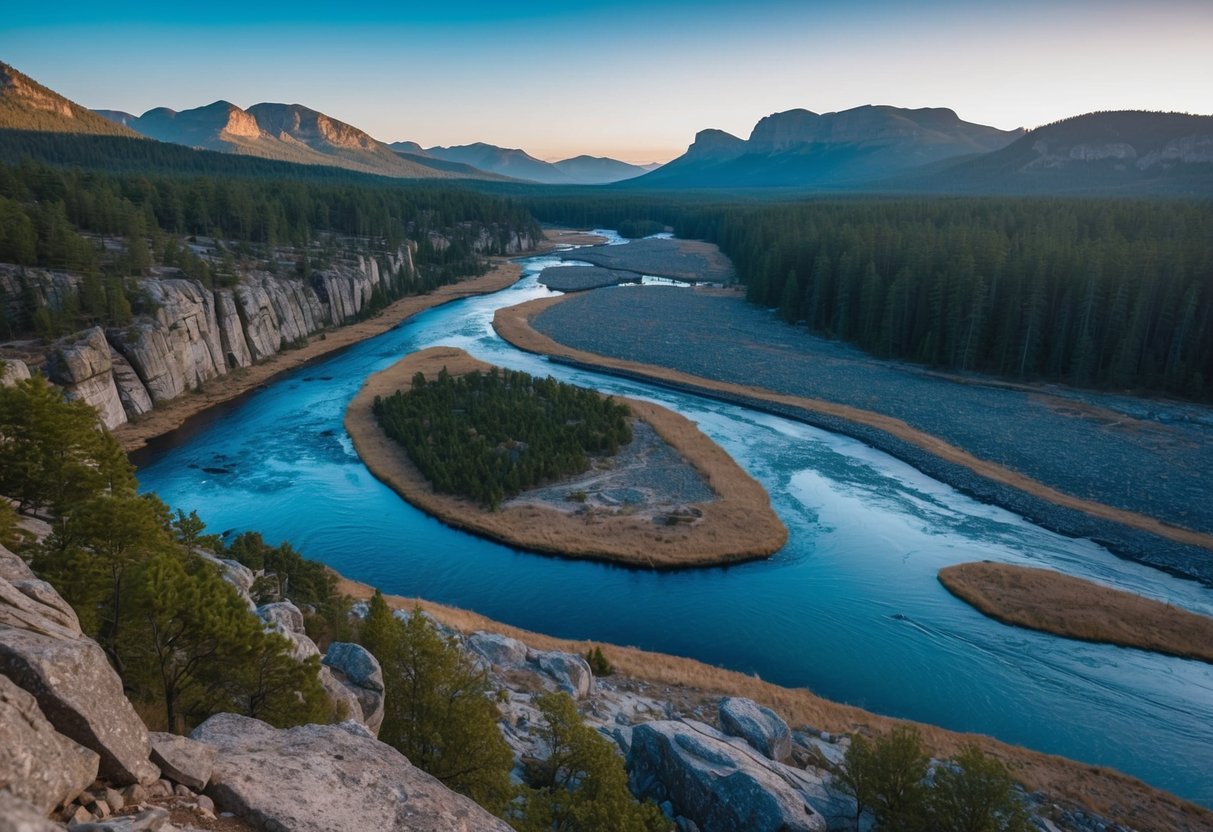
[0,62,142,138]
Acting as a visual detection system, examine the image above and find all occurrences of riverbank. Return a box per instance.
[344,346,786,568]
[332,571,1213,832]
[939,561,1213,664]
[493,290,1213,584]
[110,261,523,453]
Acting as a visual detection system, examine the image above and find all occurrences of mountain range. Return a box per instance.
[3,61,1211,194]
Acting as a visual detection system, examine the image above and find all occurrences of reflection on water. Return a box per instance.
[138,232,1213,806]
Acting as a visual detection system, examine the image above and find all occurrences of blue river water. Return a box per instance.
[137,233,1213,806]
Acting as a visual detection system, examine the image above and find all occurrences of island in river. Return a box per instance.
[345,346,787,568]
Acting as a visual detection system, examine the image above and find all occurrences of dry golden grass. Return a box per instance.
[940,561,1213,664]
[112,261,524,452]
[493,294,1213,554]
[344,346,786,567]
[334,574,1213,832]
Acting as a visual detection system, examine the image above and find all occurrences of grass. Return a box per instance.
[345,346,786,568]
[939,561,1213,665]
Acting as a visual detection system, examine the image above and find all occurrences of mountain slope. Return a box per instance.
[424,143,574,184]
[0,63,142,138]
[551,155,650,184]
[100,101,468,179]
[631,105,1023,189]
[922,111,1213,194]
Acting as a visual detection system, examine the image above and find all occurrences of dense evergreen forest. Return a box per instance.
[374,367,633,509]
[521,193,1213,400]
[0,148,539,340]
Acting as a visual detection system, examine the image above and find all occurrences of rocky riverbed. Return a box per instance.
[529,286,1213,584]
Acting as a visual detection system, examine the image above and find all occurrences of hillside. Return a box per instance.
[99,100,461,179]
[631,105,1023,189]
[424,142,575,183]
[921,110,1213,194]
[551,154,650,184]
[0,62,143,138]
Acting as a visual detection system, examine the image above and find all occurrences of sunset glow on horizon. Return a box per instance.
[4,0,1211,163]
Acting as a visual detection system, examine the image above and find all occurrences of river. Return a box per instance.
[137,232,1213,806]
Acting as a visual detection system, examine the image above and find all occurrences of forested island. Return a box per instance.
[347,347,786,567]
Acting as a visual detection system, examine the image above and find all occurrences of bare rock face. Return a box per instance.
[190,713,514,832]
[718,696,792,762]
[467,632,529,668]
[213,289,252,369]
[0,790,67,832]
[0,357,32,387]
[256,601,305,634]
[321,642,384,735]
[0,674,99,813]
[109,279,227,403]
[148,731,215,792]
[108,348,153,420]
[628,720,830,832]
[45,327,127,429]
[0,626,159,785]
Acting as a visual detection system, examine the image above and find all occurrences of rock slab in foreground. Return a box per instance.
[0,790,65,832]
[629,719,828,832]
[149,731,216,792]
[0,627,159,785]
[719,696,792,762]
[191,713,514,832]
[0,674,98,813]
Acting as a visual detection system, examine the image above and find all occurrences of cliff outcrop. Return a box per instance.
[20,244,422,428]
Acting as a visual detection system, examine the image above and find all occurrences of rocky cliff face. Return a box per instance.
[23,243,422,428]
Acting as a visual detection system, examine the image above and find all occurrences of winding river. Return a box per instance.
[137,232,1213,806]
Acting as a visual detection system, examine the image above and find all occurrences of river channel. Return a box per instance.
[137,232,1213,806]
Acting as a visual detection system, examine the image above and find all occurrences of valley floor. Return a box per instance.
[494,285,1213,584]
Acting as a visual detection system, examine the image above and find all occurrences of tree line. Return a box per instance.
[374,367,633,509]
[0,156,540,340]
[520,193,1213,401]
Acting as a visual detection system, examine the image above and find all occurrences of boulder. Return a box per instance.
[108,348,153,421]
[1,573,81,641]
[318,666,364,724]
[256,601,305,634]
[0,626,159,785]
[190,713,514,831]
[0,674,98,813]
[628,720,829,832]
[467,632,528,668]
[719,697,792,762]
[0,790,66,832]
[0,357,31,387]
[535,651,594,699]
[148,731,216,792]
[45,327,126,429]
[66,806,170,831]
[322,642,384,735]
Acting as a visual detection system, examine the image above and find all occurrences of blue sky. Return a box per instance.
[3,0,1211,162]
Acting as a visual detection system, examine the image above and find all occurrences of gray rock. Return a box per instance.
[318,666,364,724]
[719,696,792,762]
[190,713,514,831]
[214,289,253,370]
[148,732,216,792]
[45,327,126,429]
[0,358,32,388]
[256,601,305,634]
[0,626,159,785]
[67,807,169,832]
[322,642,384,735]
[536,651,594,699]
[0,543,35,582]
[628,720,827,832]
[108,348,153,421]
[0,790,66,832]
[0,674,98,813]
[467,632,528,668]
[0,574,81,641]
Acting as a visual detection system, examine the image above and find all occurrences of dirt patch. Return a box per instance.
[344,346,786,568]
[334,573,1213,832]
[492,294,1213,556]
[939,561,1213,664]
[111,262,523,453]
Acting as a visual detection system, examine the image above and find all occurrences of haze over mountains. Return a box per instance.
[2,62,1211,194]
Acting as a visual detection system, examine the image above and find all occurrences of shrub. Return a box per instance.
[585,646,613,676]
[837,725,929,830]
[927,746,1031,832]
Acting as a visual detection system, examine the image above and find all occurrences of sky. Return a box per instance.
[3,0,1211,163]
